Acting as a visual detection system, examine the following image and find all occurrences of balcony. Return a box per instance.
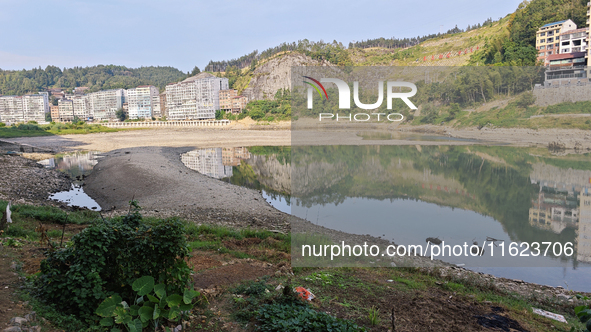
[546,73,586,80]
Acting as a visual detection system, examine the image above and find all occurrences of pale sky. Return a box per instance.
[0,0,521,72]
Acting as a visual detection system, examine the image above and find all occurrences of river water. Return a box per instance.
[38,151,102,210]
[180,145,591,292]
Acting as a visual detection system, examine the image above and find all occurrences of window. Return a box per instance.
[540,32,546,36]
[562,41,570,47]
[548,37,554,42]
[540,39,546,43]
[540,45,546,50]
[548,51,553,55]
[548,45,554,49]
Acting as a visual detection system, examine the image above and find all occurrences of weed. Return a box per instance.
[367,306,380,326]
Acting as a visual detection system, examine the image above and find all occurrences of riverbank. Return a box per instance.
[1,139,591,331]
[4,124,591,152]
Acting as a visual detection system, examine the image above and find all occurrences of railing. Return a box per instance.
[102,120,231,128]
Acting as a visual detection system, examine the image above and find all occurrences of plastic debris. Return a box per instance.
[532,308,567,323]
[294,287,315,301]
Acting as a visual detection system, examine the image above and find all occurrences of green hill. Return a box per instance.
[0,65,187,96]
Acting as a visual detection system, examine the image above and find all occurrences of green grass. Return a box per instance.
[0,122,122,138]
[0,201,101,241]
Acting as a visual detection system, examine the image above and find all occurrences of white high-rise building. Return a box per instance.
[165,73,228,120]
[58,99,74,122]
[86,89,125,121]
[127,85,159,119]
[72,95,90,120]
[0,93,48,124]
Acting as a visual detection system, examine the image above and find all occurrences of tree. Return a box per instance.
[190,66,201,76]
[45,112,52,122]
[215,110,223,120]
[115,108,127,122]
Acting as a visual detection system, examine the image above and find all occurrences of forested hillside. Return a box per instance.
[0,65,186,96]
[471,0,589,65]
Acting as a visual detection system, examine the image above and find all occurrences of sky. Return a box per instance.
[0,0,522,72]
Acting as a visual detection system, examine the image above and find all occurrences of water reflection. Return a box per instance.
[38,151,99,180]
[289,146,591,291]
[180,147,291,212]
[39,151,101,210]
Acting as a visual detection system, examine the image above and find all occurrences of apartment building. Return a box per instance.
[159,93,167,118]
[165,73,229,120]
[126,85,159,119]
[72,95,90,120]
[219,89,238,111]
[230,96,248,114]
[151,93,162,118]
[0,94,48,124]
[50,105,59,122]
[58,99,74,122]
[536,19,577,65]
[559,27,588,54]
[86,89,125,121]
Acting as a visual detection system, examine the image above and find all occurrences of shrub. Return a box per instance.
[256,303,366,332]
[35,203,191,317]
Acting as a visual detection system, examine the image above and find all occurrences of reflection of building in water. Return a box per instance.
[221,147,251,166]
[57,152,98,173]
[38,152,98,174]
[181,148,233,179]
[529,163,591,262]
[577,194,591,263]
[529,190,579,233]
[529,163,591,233]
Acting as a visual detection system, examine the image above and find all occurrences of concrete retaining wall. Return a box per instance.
[534,84,591,107]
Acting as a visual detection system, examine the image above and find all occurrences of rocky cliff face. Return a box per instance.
[242,53,329,101]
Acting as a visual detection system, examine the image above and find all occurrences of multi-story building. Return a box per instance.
[159,93,167,118]
[86,89,125,121]
[559,27,588,54]
[58,99,74,122]
[151,93,161,118]
[126,85,159,119]
[0,94,48,124]
[165,73,229,120]
[50,105,60,122]
[219,89,238,111]
[536,19,577,65]
[545,51,588,83]
[72,95,90,120]
[230,95,248,114]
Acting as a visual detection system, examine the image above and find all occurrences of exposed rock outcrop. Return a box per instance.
[242,53,330,101]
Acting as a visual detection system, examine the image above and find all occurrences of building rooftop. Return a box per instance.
[560,27,589,35]
[547,51,587,61]
[542,20,567,28]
